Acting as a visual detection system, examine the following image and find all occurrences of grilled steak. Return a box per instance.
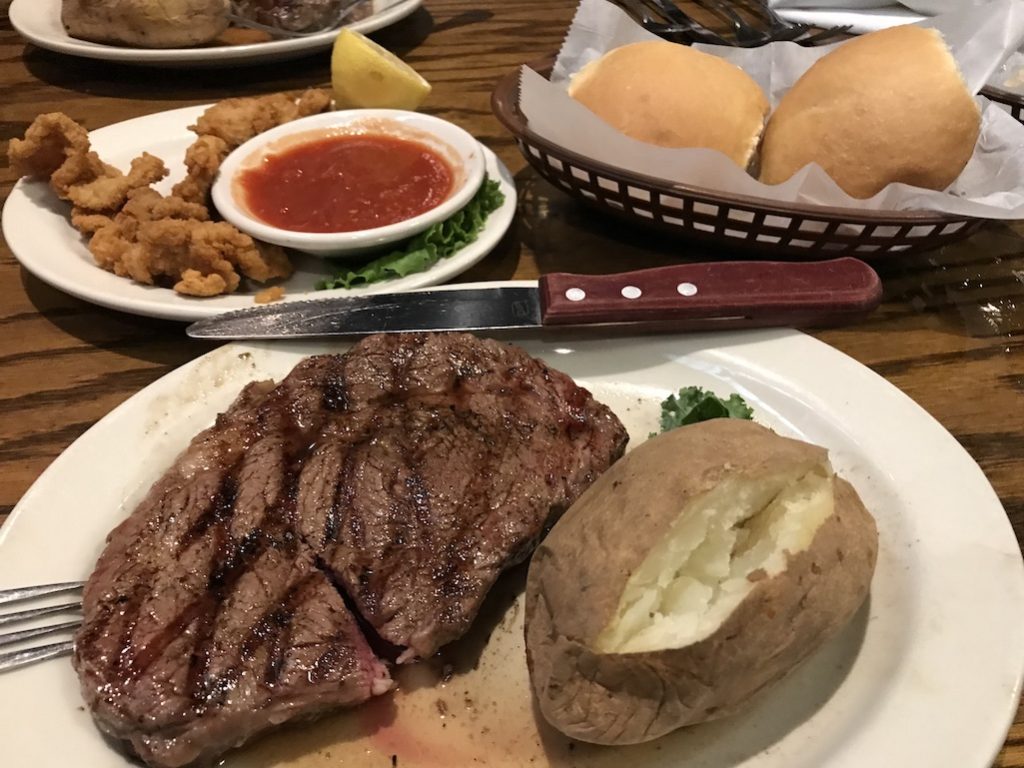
[74,333,628,767]
[295,333,628,659]
[74,380,391,767]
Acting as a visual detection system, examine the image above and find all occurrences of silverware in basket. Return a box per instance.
[616,0,851,47]
[0,582,83,673]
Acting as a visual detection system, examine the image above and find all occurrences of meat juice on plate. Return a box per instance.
[226,566,675,768]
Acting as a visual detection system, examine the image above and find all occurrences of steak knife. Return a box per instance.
[186,258,882,340]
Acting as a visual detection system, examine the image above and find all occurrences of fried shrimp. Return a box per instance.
[8,113,90,179]
[171,135,231,205]
[10,115,169,215]
[8,94,310,298]
[87,187,292,297]
[188,88,332,147]
[63,152,168,214]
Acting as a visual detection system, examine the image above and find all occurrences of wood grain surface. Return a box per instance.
[1,0,1022,764]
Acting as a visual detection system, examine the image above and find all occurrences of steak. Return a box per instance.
[74,333,628,767]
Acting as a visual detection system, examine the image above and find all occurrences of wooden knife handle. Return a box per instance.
[538,257,882,329]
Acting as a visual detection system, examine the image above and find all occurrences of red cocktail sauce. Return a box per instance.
[238,133,454,233]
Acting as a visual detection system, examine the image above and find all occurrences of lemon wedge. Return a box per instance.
[331,29,432,111]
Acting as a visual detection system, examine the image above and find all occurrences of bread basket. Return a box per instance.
[492,58,1024,258]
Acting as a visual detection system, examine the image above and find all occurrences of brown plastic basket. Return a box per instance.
[492,58,1024,258]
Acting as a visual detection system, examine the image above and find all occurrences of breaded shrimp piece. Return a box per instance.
[48,151,119,200]
[134,219,247,295]
[189,88,331,148]
[8,113,90,179]
[86,187,292,296]
[120,186,210,224]
[237,240,293,283]
[71,209,115,234]
[64,152,168,214]
[171,135,231,205]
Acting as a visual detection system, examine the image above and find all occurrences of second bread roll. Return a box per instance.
[759,25,981,199]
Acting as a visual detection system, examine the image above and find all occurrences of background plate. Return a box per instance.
[0,325,1021,767]
[8,0,423,66]
[2,105,517,322]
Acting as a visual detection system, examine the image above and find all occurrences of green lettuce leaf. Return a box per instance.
[656,386,754,435]
[316,176,505,291]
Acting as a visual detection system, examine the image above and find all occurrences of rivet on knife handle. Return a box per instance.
[538,258,882,328]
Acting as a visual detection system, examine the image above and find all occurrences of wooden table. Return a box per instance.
[1,0,1022,763]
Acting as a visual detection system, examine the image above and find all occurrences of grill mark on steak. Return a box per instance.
[314,555,404,664]
[182,595,220,705]
[324,441,360,549]
[111,585,152,683]
[74,333,627,768]
[242,571,313,687]
[322,371,348,412]
[178,475,238,553]
[404,449,434,531]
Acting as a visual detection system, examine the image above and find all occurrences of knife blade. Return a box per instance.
[186,258,882,340]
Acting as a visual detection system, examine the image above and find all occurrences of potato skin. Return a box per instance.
[524,420,878,745]
[62,0,229,48]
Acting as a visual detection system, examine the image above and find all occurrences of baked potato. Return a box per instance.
[525,419,878,744]
[62,0,229,48]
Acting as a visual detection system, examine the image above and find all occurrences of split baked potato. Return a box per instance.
[525,419,878,744]
[62,0,229,48]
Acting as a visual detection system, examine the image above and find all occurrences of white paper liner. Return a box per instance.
[519,0,1024,218]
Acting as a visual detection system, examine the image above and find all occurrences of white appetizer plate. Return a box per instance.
[1,105,517,322]
[0,326,1021,767]
[9,0,423,67]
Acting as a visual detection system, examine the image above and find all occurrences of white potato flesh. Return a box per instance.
[594,465,834,653]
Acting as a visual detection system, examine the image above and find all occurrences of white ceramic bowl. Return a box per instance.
[211,109,486,258]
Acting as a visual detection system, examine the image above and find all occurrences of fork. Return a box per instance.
[620,0,850,47]
[620,0,733,44]
[0,582,84,673]
[737,0,853,45]
[226,0,370,40]
[668,0,772,46]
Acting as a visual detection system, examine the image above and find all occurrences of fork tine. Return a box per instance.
[766,24,812,43]
[0,640,75,673]
[634,0,732,45]
[0,601,82,627]
[801,25,852,44]
[652,0,742,42]
[0,581,84,606]
[691,0,749,35]
[0,620,81,648]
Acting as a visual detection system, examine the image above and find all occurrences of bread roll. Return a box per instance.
[760,25,981,199]
[62,0,229,48]
[568,40,770,169]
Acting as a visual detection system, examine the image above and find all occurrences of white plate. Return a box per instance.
[1,105,517,322]
[0,326,1021,767]
[9,0,423,67]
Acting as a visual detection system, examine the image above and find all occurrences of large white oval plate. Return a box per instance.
[9,0,423,67]
[0,326,1021,767]
[2,105,517,322]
